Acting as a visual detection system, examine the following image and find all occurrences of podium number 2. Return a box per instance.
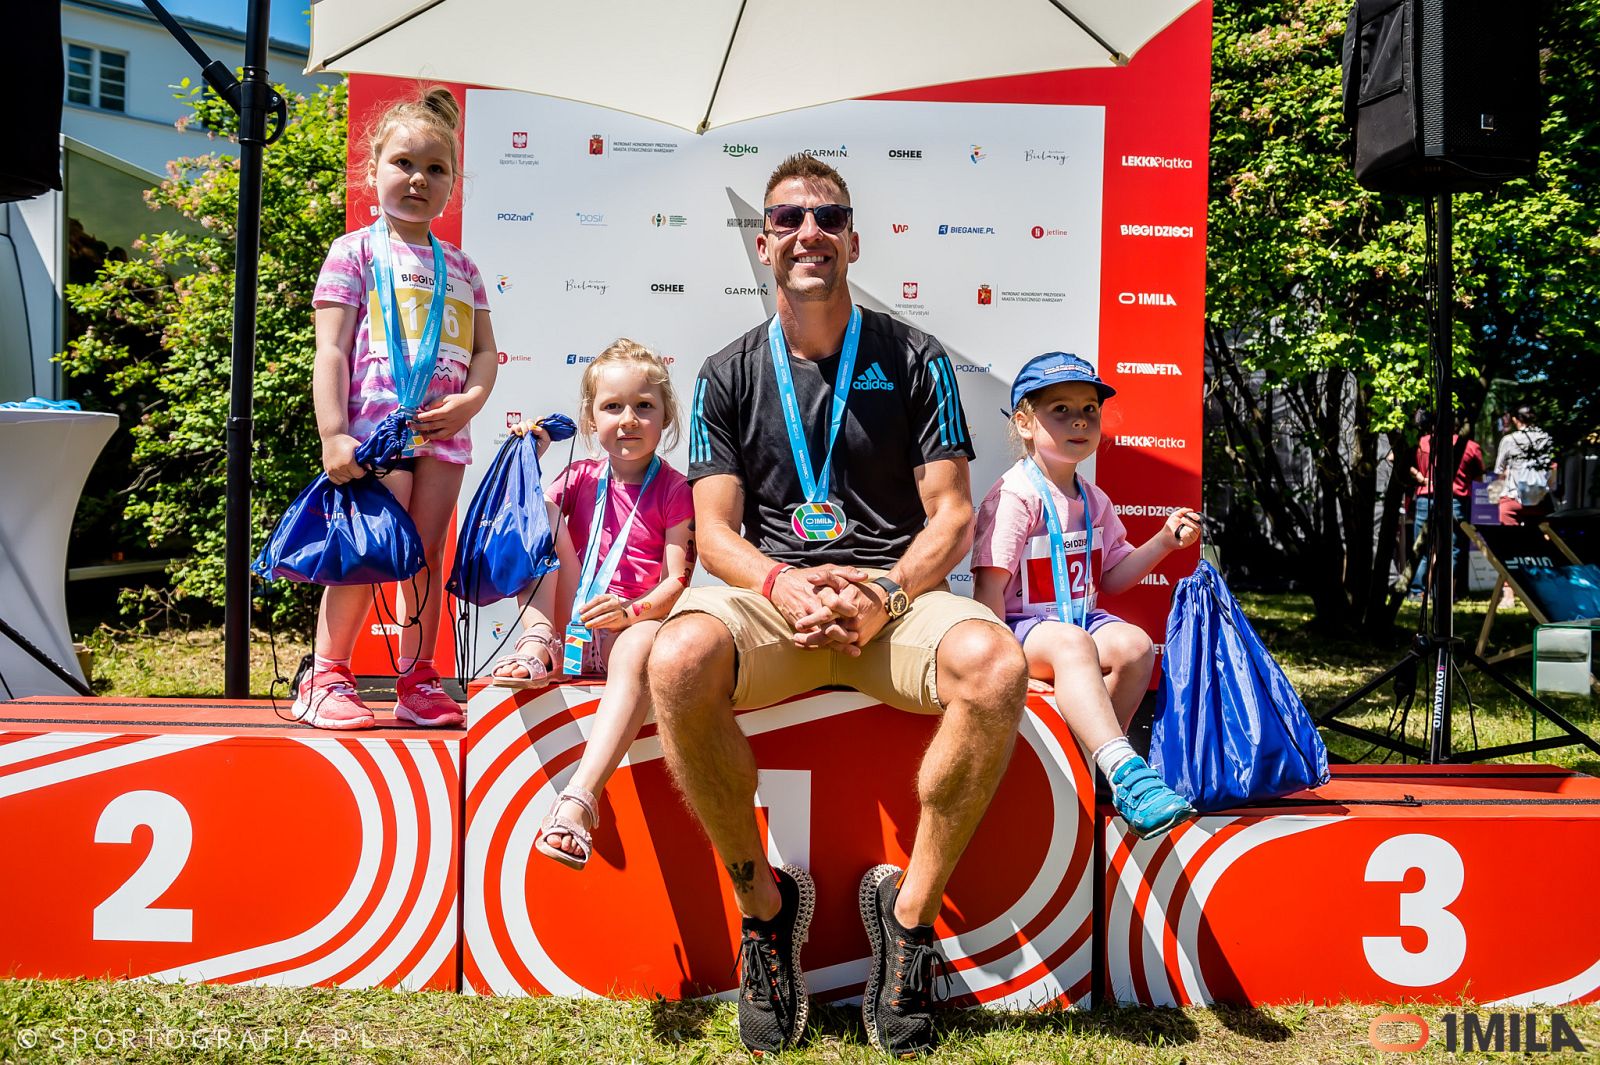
[93,790,194,943]
[1361,834,1465,986]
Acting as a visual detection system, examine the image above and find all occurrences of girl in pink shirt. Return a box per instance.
[294,88,498,731]
[494,339,695,870]
[971,353,1200,839]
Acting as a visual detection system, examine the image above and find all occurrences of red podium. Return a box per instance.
[0,697,460,989]
[461,683,1095,1007]
[1103,765,1600,1007]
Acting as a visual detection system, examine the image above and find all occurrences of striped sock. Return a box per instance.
[1092,737,1137,779]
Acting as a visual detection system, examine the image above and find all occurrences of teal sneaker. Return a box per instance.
[1109,756,1197,840]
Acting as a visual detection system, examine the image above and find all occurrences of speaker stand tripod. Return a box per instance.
[1316,193,1600,763]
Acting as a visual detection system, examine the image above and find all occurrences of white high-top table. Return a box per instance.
[0,409,118,698]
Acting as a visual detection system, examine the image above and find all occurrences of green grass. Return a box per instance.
[4,981,1597,1063]
[19,594,1600,1062]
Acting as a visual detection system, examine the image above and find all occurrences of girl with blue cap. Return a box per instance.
[972,352,1201,838]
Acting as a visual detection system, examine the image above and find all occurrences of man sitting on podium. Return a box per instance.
[647,153,1027,1058]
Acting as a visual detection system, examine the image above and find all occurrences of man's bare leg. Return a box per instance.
[648,612,782,920]
[893,619,1029,929]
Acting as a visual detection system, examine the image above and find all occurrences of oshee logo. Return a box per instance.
[939,224,995,235]
[1116,361,1183,376]
[887,149,922,159]
[651,282,685,293]
[1369,1013,1586,1054]
[723,143,759,157]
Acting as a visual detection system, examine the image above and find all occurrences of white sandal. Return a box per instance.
[490,629,559,689]
[534,785,599,870]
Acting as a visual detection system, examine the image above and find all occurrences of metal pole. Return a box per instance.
[224,0,273,698]
[1427,192,1454,762]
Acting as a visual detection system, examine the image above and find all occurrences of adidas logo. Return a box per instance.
[853,363,895,391]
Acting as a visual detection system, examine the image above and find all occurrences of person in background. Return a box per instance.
[1495,405,1557,526]
[1409,414,1483,599]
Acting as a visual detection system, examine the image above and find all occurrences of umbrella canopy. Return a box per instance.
[308,0,1200,133]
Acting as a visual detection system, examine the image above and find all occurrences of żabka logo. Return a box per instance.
[723,143,759,157]
[1369,1012,1586,1054]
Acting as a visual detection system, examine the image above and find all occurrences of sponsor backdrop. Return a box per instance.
[344,5,1208,677]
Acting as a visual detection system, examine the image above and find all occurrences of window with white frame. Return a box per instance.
[65,43,127,113]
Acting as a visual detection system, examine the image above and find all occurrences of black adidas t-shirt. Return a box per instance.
[686,307,976,568]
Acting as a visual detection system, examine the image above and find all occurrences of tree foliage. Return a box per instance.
[61,81,348,624]
[1206,0,1600,633]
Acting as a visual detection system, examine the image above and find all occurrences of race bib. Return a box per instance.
[366,244,475,382]
[1020,527,1103,619]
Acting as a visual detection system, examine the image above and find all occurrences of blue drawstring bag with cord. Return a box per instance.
[446,414,576,606]
[1150,560,1330,811]
[251,411,425,586]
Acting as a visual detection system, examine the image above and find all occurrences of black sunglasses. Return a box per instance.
[763,203,854,235]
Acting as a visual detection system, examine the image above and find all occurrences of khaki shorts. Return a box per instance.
[667,572,1003,713]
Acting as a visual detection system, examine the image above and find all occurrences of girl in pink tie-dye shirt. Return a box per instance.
[293,87,498,731]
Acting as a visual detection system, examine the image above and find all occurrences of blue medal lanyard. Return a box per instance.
[369,217,448,420]
[1022,458,1094,628]
[568,456,661,638]
[767,306,862,508]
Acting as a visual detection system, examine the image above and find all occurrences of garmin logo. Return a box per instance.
[1120,223,1195,238]
[1114,435,1187,449]
[1117,292,1177,306]
[887,149,923,159]
[1122,154,1195,169]
[1116,361,1183,376]
[723,143,759,157]
[496,210,535,222]
[804,145,848,158]
[724,284,769,296]
[651,282,685,293]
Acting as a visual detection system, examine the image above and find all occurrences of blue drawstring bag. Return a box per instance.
[446,414,576,606]
[251,411,424,586]
[1150,561,1330,811]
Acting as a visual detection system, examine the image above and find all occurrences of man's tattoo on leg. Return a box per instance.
[727,860,758,894]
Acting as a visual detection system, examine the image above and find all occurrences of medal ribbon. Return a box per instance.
[767,306,862,506]
[1022,459,1094,629]
[568,456,662,638]
[369,217,448,416]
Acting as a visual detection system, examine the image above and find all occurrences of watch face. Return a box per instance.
[889,590,910,616]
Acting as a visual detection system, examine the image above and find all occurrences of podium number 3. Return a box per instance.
[1362,834,1466,986]
[93,790,194,943]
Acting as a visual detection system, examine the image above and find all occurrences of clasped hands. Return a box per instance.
[768,565,890,656]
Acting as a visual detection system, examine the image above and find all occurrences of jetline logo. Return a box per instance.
[723,143,759,158]
[1368,1012,1586,1054]
[1031,225,1068,239]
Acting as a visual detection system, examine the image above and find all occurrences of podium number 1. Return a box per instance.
[1361,834,1466,986]
[93,790,194,943]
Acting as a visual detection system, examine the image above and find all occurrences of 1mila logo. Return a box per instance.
[1370,1013,1586,1054]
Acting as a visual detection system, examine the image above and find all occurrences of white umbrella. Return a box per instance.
[307,0,1200,133]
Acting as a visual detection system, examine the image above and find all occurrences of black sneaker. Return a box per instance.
[736,864,814,1056]
[859,864,950,1058]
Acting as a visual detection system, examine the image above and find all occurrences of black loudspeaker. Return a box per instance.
[1341,0,1540,193]
[0,2,64,203]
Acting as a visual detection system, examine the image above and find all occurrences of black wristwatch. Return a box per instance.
[869,576,911,620]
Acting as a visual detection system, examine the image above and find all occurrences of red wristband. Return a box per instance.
[761,563,794,600]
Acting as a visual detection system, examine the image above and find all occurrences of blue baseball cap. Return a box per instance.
[1009,352,1116,412]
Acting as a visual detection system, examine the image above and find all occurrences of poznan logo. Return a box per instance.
[496,210,535,223]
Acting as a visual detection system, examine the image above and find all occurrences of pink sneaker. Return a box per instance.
[394,665,465,727]
[292,666,376,730]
